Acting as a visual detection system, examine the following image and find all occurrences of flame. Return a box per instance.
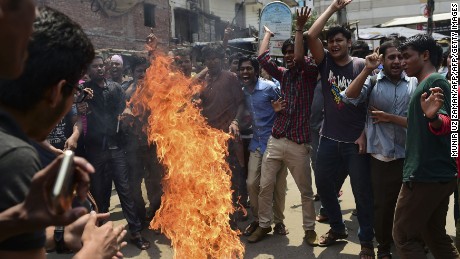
[129,54,245,259]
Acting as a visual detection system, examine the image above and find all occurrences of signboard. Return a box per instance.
[259,1,293,56]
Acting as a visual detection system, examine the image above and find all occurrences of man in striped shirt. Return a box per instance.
[247,7,319,245]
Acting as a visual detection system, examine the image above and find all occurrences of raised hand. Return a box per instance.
[295,7,312,30]
[263,25,274,37]
[365,53,381,70]
[331,0,353,12]
[421,87,444,119]
[223,23,234,41]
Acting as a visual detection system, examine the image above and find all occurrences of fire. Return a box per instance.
[129,54,245,259]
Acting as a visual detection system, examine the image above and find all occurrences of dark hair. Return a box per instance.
[281,38,294,55]
[229,52,244,65]
[0,6,95,111]
[399,34,443,68]
[175,48,192,59]
[379,40,400,58]
[238,56,260,76]
[201,43,225,60]
[350,40,371,58]
[441,47,451,67]
[130,56,149,73]
[326,26,352,41]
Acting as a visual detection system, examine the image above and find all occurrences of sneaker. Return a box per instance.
[247,226,272,243]
[243,221,259,236]
[318,229,348,247]
[273,222,289,235]
[304,230,318,246]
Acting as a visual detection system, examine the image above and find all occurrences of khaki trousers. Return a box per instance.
[247,148,287,223]
[258,137,316,231]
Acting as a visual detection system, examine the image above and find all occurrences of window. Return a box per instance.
[144,3,156,27]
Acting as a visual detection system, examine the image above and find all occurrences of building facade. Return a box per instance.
[37,0,171,51]
[314,0,452,29]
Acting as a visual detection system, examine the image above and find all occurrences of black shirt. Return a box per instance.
[0,110,46,251]
[84,80,126,150]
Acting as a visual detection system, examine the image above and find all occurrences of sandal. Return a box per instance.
[131,236,151,250]
[243,221,259,236]
[359,244,376,259]
[273,222,289,235]
[318,229,348,247]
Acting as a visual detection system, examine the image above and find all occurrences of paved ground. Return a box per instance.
[49,173,456,259]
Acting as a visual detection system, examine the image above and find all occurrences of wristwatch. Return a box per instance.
[54,226,71,253]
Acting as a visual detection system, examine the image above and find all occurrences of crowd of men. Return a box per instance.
[0,0,457,258]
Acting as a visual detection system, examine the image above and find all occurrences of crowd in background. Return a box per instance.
[0,0,457,259]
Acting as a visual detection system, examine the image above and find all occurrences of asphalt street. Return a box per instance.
[49,173,456,259]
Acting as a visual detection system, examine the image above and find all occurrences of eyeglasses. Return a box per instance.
[66,82,88,103]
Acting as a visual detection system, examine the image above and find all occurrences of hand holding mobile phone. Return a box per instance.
[51,150,76,214]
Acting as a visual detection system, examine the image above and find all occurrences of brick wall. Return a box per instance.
[38,0,171,51]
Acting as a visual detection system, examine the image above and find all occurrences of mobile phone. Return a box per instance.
[51,150,76,214]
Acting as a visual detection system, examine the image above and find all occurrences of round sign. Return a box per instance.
[259,1,293,56]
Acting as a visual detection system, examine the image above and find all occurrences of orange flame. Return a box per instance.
[129,54,245,258]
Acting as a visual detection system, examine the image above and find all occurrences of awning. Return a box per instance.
[379,13,450,27]
[358,26,448,40]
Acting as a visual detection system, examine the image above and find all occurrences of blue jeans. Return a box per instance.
[315,137,374,244]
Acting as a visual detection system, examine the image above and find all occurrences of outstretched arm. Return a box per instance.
[294,7,312,64]
[259,25,274,56]
[345,53,380,99]
[305,0,352,65]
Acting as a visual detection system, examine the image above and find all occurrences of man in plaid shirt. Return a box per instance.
[247,7,319,246]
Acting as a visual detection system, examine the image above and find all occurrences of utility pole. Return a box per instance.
[427,0,435,35]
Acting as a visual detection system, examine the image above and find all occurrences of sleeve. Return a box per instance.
[257,50,284,82]
[340,76,371,106]
[115,83,127,114]
[229,73,245,105]
[0,147,41,209]
[0,147,46,251]
[428,114,451,135]
[266,81,279,102]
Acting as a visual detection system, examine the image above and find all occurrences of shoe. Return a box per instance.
[316,214,329,223]
[318,229,348,247]
[304,230,318,246]
[243,221,259,236]
[273,222,289,235]
[359,244,376,259]
[130,235,151,250]
[247,226,272,243]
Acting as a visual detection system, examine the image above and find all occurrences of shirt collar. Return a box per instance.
[378,70,410,82]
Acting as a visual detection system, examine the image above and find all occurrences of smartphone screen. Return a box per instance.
[51,150,76,214]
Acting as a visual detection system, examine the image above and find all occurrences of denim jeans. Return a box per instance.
[315,137,374,244]
[87,147,143,234]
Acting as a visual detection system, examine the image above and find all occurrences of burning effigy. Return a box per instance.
[129,53,245,258]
